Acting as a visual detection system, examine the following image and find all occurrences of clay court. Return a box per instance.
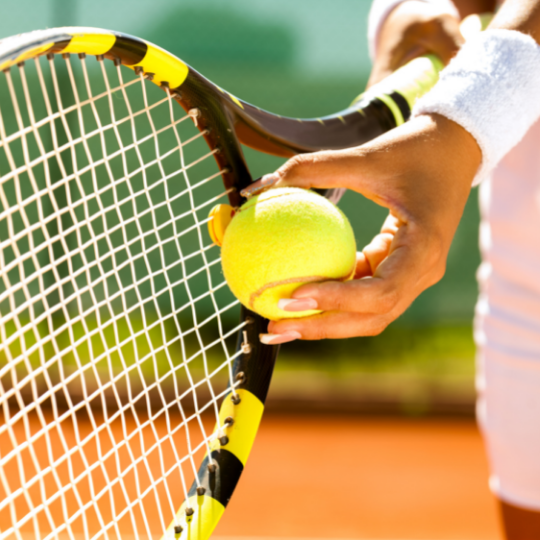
[214,415,501,540]
[2,410,501,540]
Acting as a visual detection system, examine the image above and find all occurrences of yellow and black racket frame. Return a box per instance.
[0,27,444,540]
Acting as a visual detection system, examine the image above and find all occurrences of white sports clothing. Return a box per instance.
[413,30,540,184]
[476,120,540,511]
[368,0,540,511]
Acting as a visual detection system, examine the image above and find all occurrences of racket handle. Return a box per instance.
[354,54,444,126]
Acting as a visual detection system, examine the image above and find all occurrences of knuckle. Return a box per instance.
[306,325,329,341]
[331,293,349,313]
[376,286,399,313]
[318,283,348,312]
[283,153,312,176]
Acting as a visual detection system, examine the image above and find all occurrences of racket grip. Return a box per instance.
[352,54,444,126]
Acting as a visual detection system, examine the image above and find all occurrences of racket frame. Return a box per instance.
[0,26,443,539]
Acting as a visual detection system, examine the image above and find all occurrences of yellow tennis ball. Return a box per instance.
[220,187,356,320]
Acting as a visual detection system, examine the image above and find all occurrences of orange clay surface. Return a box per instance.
[1,413,501,539]
[214,416,502,540]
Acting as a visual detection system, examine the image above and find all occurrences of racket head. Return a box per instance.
[0,27,277,540]
[0,26,443,540]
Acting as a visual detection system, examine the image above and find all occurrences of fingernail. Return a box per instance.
[259,331,301,345]
[240,174,278,198]
[278,298,318,312]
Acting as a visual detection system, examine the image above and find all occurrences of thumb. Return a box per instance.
[240,149,368,198]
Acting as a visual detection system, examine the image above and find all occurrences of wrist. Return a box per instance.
[425,113,482,184]
[397,113,479,243]
[412,29,540,184]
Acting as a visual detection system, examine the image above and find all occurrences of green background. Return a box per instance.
[1,0,481,410]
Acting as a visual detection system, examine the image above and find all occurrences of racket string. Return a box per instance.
[162,84,233,475]
[0,51,242,539]
[0,261,233,412]
[0,183,230,331]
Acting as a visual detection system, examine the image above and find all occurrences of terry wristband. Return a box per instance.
[368,0,459,60]
[412,29,540,184]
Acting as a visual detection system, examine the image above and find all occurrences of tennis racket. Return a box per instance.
[0,27,443,540]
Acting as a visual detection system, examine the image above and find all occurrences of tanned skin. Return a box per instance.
[251,0,540,536]
[371,3,540,536]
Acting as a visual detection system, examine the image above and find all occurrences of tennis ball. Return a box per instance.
[220,187,356,320]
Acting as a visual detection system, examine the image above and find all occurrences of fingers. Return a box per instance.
[244,114,478,221]
[289,238,424,316]
[259,330,302,345]
[362,232,394,274]
[360,214,401,274]
[368,1,463,87]
[267,220,445,342]
[240,149,368,198]
[285,278,400,316]
[262,245,434,342]
[240,175,276,198]
[248,115,478,343]
[264,311,395,341]
[418,14,464,64]
[354,252,372,280]
[283,214,420,316]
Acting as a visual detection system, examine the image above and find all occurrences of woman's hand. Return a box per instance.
[245,114,481,343]
[369,0,464,86]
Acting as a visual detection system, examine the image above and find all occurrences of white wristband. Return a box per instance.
[412,29,540,184]
[368,0,459,60]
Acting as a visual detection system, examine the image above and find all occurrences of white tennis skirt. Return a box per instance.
[475,131,540,510]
